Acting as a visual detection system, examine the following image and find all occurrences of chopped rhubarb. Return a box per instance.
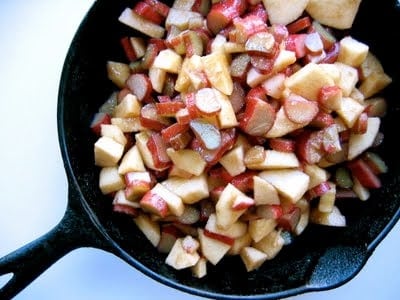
[206,0,247,34]
[156,101,185,116]
[296,130,324,164]
[126,73,153,101]
[256,205,283,220]
[120,37,137,61]
[278,206,301,233]
[287,16,311,34]
[190,119,222,150]
[133,2,164,25]
[239,97,276,136]
[90,112,111,135]
[147,132,171,169]
[140,103,172,131]
[347,159,382,189]
[285,34,307,59]
[269,138,296,153]
[230,171,258,193]
[283,94,319,124]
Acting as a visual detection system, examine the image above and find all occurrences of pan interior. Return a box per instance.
[58,0,400,298]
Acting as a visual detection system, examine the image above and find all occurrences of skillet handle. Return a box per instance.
[0,185,109,300]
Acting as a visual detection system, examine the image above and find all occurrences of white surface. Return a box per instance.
[0,1,398,299]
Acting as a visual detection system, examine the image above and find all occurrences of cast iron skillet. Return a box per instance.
[1,0,399,299]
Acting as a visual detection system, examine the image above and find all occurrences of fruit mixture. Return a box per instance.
[91,0,392,276]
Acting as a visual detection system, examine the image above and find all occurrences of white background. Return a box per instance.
[0,1,398,299]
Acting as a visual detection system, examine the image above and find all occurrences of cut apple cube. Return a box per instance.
[303,164,330,189]
[94,136,124,167]
[318,182,336,213]
[249,218,277,243]
[124,171,152,201]
[352,176,370,201]
[205,214,247,239]
[151,183,184,216]
[334,62,359,96]
[191,257,207,278]
[263,0,309,25]
[134,214,161,247]
[149,67,166,93]
[153,49,183,74]
[294,198,310,236]
[135,131,167,171]
[111,117,144,133]
[166,238,200,270]
[166,148,207,176]
[336,97,364,128]
[202,51,233,96]
[161,174,209,204]
[359,72,392,99]
[253,229,284,259]
[310,205,346,227]
[216,184,252,229]
[213,89,239,128]
[99,167,125,195]
[228,233,252,256]
[348,117,380,160]
[285,63,335,101]
[253,176,281,205]
[337,36,369,67]
[219,146,246,177]
[100,124,127,147]
[259,169,310,203]
[246,150,299,170]
[114,94,142,118]
[198,229,231,265]
[118,145,146,174]
[240,246,268,272]
[272,50,297,74]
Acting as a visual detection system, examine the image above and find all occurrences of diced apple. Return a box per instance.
[99,167,125,195]
[336,97,365,128]
[285,63,334,101]
[106,61,130,89]
[111,117,144,133]
[294,198,309,235]
[166,8,202,30]
[265,107,305,138]
[262,0,309,25]
[166,237,200,270]
[118,145,146,174]
[318,182,336,213]
[247,150,299,170]
[219,146,246,177]
[348,117,380,160]
[161,174,209,204]
[216,184,251,229]
[306,0,361,29]
[253,176,281,205]
[337,36,369,67]
[303,164,330,189]
[114,94,142,118]
[119,8,165,38]
[205,214,247,239]
[166,148,207,176]
[259,169,310,203]
[113,190,140,208]
[249,218,277,243]
[228,233,252,256]
[153,49,183,74]
[124,171,152,201]
[319,64,341,84]
[310,205,346,227]
[149,67,167,93]
[191,257,207,278]
[359,72,393,99]
[213,89,238,128]
[151,183,184,216]
[94,136,124,167]
[271,50,297,74]
[100,124,127,147]
[198,229,231,265]
[253,229,284,259]
[334,62,359,96]
[202,51,233,96]
[134,214,161,247]
[240,246,268,272]
[157,225,180,253]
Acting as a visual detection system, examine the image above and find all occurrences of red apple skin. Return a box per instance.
[278,206,301,232]
[140,191,169,217]
[203,229,235,246]
[231,196,255,211]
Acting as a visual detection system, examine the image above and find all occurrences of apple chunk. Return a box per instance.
[198,229,231,265]
[162,174,209,204]
[118,145,146,174]
[259,170,310,203]
[263,0,309,25]
[166,148,207,176]
[165,238,200,270]
[216,184,252,229]
[94,136,124,167]
[348,117,380,160]
[240,246,268,272]
[253,176,280,205]
[134,214,161,247]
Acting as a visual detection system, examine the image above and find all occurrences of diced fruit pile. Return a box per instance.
[91,0,392,277]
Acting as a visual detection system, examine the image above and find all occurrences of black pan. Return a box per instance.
[1,0,399,299]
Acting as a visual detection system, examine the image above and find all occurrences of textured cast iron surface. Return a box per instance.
[58,0,400,298]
